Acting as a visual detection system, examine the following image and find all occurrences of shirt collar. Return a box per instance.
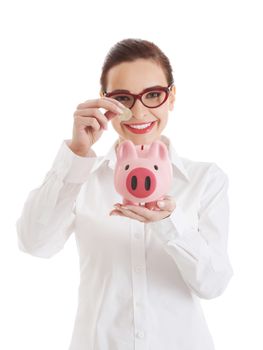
[90,135,190,182]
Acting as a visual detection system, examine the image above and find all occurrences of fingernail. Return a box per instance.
[157,201,164,208]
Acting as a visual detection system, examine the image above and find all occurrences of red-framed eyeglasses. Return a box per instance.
[103,84,174,109]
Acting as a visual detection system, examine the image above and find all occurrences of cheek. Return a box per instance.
[111,119,122,131]
[152,107,169,124]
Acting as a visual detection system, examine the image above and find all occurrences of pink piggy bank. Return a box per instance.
[114,140,173,210]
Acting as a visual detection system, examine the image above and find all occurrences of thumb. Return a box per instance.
[157,197,176,211]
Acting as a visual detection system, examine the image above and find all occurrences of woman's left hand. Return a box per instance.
[109,195,176,223]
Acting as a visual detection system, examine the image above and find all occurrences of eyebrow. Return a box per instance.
[108,85,165,94]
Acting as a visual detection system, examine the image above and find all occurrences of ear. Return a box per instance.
[168,85,176,111]
[117,140,137,162]
[148,141,169,161]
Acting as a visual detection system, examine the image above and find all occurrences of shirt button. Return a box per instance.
[134,265,143,273]
[136,330,145,339]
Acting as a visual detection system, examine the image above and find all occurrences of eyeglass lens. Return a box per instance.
[110,90,167,108]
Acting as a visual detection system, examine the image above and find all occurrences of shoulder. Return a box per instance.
[181,156,229,185]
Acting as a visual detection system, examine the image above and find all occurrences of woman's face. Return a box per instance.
[101,58,176,145]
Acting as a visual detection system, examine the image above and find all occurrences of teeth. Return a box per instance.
[128,122,152,129]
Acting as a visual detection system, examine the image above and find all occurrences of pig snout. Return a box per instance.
[126,167,157,198]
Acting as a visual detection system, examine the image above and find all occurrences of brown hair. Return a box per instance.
[100,38,174,93]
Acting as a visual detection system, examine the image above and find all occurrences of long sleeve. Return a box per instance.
[16,139,97,259]
[147,163,234,299]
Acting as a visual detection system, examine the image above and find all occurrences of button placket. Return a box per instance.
[134,265,143,273]
[136,330,145,339]
[130,221,148,348]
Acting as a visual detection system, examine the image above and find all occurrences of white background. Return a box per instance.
[1,0,262,349]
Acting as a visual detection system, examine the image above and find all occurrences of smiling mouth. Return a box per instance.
[123,121,157,134]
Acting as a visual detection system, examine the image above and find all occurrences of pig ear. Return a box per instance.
[148,141,169,161]
[117,140,137,161]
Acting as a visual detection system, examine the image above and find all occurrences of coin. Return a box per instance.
[118,107,132,121]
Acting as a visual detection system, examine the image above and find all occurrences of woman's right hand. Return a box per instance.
[69,97,125,156]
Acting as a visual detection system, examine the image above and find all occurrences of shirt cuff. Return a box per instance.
[49,139,97,183]
[147,205,210,262]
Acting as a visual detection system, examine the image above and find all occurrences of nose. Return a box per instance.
[131,99,148,121]
[126,167,156,198]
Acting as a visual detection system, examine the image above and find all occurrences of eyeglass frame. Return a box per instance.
[102,83,174,109]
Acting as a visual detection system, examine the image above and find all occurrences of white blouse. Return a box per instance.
[16,134,234,350]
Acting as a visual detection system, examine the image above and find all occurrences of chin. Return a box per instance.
[129,134,159,145]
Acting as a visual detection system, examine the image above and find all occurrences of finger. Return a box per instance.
[100,96,127,110]
[113,204,171,222]
[157,197,176,211]
[74,115,101,131]
[75,108,108,130]
[77,98,124,115]
[116,204,160,222]
[122,204,172,221]
[119,204,155,219]
[121,205,170,222]
[109,209,125,216]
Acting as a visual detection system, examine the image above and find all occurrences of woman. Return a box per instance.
[16,38,234,350]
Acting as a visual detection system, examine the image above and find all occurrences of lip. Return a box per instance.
[124,121,157,134]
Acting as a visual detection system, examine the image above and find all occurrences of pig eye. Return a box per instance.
[154,165,158,170]
[125,165,129,170]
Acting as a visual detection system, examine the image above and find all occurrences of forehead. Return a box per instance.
[106,59,167,93]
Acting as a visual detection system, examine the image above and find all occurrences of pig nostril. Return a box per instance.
[131,176,137,190]
[125,165,129,170]
[126,168,156,198]
[145,176,151,191]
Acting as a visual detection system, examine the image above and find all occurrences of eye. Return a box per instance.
[154,165,158,170]
[112,95,132,102]
[125,164,129,170]
[146,91,161,99]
